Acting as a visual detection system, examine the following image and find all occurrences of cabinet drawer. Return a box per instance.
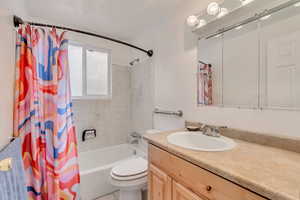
[149,144,267,200]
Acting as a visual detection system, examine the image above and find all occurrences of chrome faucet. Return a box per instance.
[129,132,142,144]
[130,132,142,139]
[200,124,226,137]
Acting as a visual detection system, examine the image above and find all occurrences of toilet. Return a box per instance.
[110,157,148,200]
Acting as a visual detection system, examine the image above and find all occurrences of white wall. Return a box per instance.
[0,1,27,149]
[132,1,300,138]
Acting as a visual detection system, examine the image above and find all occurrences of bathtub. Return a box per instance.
[79,144,146,200]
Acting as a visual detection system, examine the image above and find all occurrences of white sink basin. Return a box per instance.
[167,131,236,152]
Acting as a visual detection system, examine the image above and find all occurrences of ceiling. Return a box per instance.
[24,0,187,41]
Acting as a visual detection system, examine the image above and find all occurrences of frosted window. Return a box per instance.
[68,45,83,97]
[86,50,109,95]
[68,42,111,99]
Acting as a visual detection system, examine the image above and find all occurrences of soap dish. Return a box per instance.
[186,126,200,132]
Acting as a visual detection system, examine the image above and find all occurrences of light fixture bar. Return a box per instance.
[205,0,300,39]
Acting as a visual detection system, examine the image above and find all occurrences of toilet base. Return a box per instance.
[119,189,141,200]
[109,174,147,200]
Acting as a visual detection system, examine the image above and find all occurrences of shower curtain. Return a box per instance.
[197,63,213,105]
[13,25,80,200]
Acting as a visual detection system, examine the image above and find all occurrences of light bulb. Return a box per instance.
[240,0,255,6]
[294,2,300,7]
[196,19,207,28]
[207,2,220,16]
[186,15,199,27]
[260,14,271,21]
[217,8,229,18]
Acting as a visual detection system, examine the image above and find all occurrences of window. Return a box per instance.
[68,43,111,99]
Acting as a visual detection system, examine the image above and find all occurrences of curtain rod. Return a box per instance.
[13,15,154,57]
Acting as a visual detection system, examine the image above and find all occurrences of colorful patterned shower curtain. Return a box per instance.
[13,25,80,200]
[197,63,213,105]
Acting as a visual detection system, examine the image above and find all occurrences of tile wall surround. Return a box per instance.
[131,58,155,135]
[72,57,155,153]
[73,65,131,152]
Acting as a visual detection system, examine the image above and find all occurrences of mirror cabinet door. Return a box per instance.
[198,36,223,106]
[222,20,259,108]
[260,4,300,110]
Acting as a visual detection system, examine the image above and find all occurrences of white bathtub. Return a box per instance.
[79,144,146,200]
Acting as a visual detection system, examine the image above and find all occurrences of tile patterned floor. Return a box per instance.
[94,190,147,200]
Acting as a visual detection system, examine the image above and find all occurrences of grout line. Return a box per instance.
[92,190,119,200]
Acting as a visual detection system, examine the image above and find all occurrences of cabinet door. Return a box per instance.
[148,164,172,200]
[173,181,205,200]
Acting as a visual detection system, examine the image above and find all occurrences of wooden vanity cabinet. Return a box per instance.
[148,144,267,200]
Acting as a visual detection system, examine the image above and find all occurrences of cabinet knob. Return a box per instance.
[206,185,212,192]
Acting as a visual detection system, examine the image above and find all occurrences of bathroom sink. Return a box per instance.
[167,131,236,152]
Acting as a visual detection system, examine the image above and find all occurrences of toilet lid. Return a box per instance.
[111,157,148,177]
[111,171,147,181]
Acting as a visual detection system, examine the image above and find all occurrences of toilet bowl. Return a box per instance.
[110,157,148,200]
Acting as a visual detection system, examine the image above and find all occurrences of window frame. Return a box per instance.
[69,41,112,100]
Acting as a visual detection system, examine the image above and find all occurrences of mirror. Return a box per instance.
[198,36,222,106]
[197,1,300,110]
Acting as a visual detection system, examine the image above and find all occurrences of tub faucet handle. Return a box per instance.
[130,132,142,139]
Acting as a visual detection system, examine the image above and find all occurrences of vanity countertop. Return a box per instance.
[144,130,300,200]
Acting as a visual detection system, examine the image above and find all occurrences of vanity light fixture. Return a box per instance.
[196,19,207,28]
[217,8,229,18]
[207,2,220,16]
[294,2,300,7]
[186,15,199,27]
[260,14,272,20]
[240,0,255,6]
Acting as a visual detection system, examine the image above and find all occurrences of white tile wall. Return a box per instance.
[131,59,155,135]
[72,57,155,153]
[73,65,131,152]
